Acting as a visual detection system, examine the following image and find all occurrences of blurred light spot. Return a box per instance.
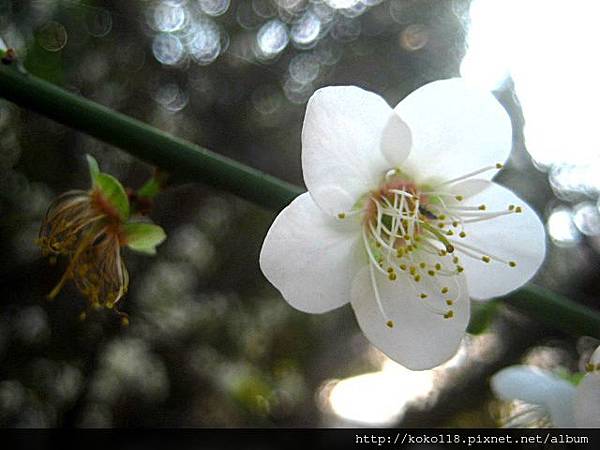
[168,225,215,272]
[400,24,428,51]
[154,82,189,112]
[325,0,360,9]
[253,0,277,18]
[573,202,600,236]
[547,207,581,246]
[237,1,263,29]
[283,78,314,104]
[152,33,185,66]
[331,17,361,42]
[91,338,168,403]
[199,0,230,17]
[36,21,67,52]
[340,2,368,18]
[85,8,112,38]
[0,380,25,414]
[289,53,320,84]
[361,0,384,5]
[275,0,304,13]
[291,11,321,47]
[325,360,434,425]
[188,20,222,65]
[257,20,289,58]
[549,164,600,201]
[14,306,49,344]
[252,85,283,115]
[152,2,187,32]
[462,0,600,173]
[314,41,343,66]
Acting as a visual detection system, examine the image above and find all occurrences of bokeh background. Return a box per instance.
[0,0,599,427]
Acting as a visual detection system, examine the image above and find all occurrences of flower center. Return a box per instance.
[338,164,522,328]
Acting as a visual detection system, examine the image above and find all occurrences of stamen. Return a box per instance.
[434,163,504,187]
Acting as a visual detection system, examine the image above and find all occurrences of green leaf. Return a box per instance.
[123,223,166,255]
[95,173,130,220]
[86,154,100,185]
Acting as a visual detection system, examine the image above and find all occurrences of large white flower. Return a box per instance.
[491,345,600,427]
[260,79,546,370]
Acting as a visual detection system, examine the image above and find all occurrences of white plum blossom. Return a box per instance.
[260,78,546,370]
[491,345,600,427]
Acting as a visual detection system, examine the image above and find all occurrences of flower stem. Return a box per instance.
[1,64,599,338]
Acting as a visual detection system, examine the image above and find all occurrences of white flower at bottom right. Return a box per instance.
[491,345,600,428]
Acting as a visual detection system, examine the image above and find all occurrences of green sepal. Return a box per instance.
[86,154,100,186]
[137,177,161,198]
[123,222,166,255]
[556,369,585,386]
[95,173,130,221]
[467,300,498,335]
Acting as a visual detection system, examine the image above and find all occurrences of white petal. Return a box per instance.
[302,86,411,216]
[350,266,469,370]
[395,78,512,184]
[574,373,600,428]
[491,366,577,428]
[381,113,412,167]
[260,193,361,313]
[454,181,546,300]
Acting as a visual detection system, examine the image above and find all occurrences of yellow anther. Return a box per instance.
[399,264,407,271]
[446,300,453,306]
[409,266,416,275]
[446,230,454,236]
[585,363,595,372]
[396,248,404,257]
[508,261,517,267]
[337,212,346,219]
[419,262,426,269]
[414,275,421,282]
[508,204,515,211]
[386,320,394,328]
[388,272,397,281]
[427,270,435,276]
[452,256,459,264]
[444,310,454,319]
[482,256,491,263]
[438,222,445,228]
[435,263,441,270]
[478,204,486,211]
[121,316,130,327]
[420,293,428,299]
[446,244,454,253]
[375,242,381,248]
[438,214,446,220]
[439,250,447,257]
[456,265,464,273]
[515,206,523,213]
[452,221,459,227]
[495,163,503,169]
[441,287,449,294]
[403,235,410,241]
[459,231,466,238]
[387,267,394,273]
[455,195,464,201]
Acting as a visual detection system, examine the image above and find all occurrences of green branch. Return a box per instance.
[1,63,599,339]
[0,63,302,211]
